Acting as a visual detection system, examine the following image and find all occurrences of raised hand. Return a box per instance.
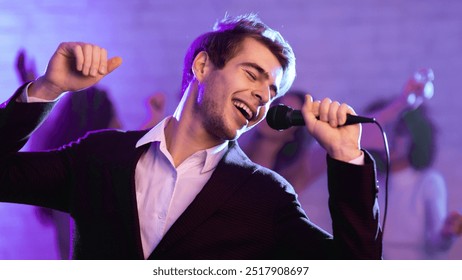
[441,210,462,238]
[301,94,362,162]
[15,49,38,83]
[140,92,166,129]
[29,42,122,100]
[401,68,434,110]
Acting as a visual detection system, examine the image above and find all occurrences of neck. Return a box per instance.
[165,83,225,167]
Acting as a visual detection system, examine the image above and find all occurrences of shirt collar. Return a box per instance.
[135,117,170,148]
[202,140,228,173]
[135,116,229,173]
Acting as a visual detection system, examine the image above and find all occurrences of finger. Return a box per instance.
[319,98,332,123]
[81,44,93,76]
[16,50,25,69]
[328,101,340,128]
[304,94,313,110]
[90,46,101,77]
[73,44,85,72]
[16,50,29,82]
[99,48,108,75]
[302,95,314,125]
[312,100,320,117]
[337,102,351,126]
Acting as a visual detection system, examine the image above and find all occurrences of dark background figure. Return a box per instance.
[240,89,325,192]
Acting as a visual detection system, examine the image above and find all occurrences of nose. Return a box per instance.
[252,85,271,105]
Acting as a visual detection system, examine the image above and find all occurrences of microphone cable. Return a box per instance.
[370,119,390,239]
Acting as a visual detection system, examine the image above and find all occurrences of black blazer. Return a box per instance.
[0,84,382,259]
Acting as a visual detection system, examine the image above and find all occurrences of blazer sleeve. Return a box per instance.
[0,83,56,156]
[326,150,383,259]
[0,84,69,210]
[274,150,382,260]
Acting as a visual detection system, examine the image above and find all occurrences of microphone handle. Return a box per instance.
[289,110,375,127]
[344,114,376,125]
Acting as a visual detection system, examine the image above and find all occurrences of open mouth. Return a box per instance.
[233,100,254,121]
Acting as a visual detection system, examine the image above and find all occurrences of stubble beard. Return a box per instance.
[195,91,239,142]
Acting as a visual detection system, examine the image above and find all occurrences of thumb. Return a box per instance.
[106,56,123,74]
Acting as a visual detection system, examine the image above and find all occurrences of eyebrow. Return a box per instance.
[242,62,279,95]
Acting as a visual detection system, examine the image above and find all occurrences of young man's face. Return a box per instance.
[194,37,284,141]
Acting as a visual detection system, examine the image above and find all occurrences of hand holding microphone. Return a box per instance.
[266,95,372,162]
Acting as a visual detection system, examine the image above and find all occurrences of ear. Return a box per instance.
[192,51,210,82]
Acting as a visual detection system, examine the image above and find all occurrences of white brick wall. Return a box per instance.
[1,0,461,259]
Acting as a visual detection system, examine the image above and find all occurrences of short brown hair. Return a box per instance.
[181,14,296,96]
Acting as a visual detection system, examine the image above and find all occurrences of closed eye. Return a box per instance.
[269,86,278,99]
[245,70,257,81]
[241,62,279,99]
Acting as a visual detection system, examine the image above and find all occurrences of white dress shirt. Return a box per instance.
[135,117,228,258]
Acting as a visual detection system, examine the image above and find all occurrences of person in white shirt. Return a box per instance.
[364,98,462,259]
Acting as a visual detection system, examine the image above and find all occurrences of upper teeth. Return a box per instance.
[233,101,253,120]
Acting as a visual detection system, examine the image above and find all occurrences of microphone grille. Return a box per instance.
[266,104,293,130]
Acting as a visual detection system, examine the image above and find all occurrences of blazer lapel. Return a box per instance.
[149,141,257,258]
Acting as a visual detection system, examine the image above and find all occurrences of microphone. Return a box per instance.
[266,104,376,130]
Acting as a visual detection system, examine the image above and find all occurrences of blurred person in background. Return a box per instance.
[363,69,462,259]
[240,89,330,232]
[230,62,462,258]
[240,89,325,191]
